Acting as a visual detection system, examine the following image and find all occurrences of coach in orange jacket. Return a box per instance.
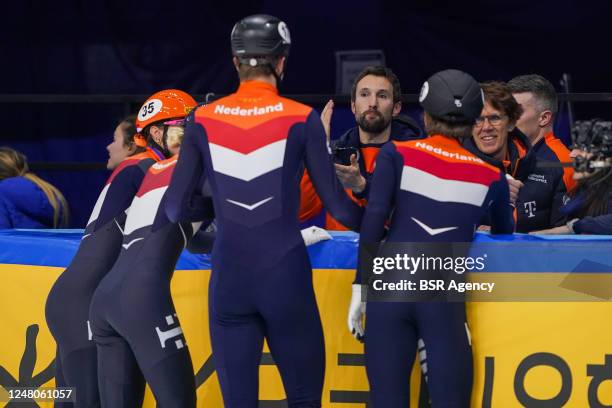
[299,66,423,230]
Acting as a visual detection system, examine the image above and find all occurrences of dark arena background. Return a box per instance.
[1,2,612,407]
[1,0,611,227]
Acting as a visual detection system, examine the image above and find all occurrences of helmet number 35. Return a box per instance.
[138,99,163,122]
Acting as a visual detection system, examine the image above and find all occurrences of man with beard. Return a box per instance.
[299,66,423,230]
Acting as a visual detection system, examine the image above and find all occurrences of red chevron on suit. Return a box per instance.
[395,136,501,207]
[198,113,308,182]
[124,157,177,235]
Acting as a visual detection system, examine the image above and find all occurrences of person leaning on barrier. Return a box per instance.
[89,108,211,407]
[45,90,193,407]
[462,81,536,230]
[299,65,423,230]
[0,146,69,229]
[508,74,576,231]
[350,69,514,407]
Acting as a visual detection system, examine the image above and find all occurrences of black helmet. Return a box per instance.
[419,69,484,124]
[231,14,291,63]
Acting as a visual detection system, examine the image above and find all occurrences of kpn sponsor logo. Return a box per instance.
[214,102,284,116]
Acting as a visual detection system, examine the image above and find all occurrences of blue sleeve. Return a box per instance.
[0,195,12,228]
[550,171,569,227]
[186,230,216,253]
[355,142,398,284]
[303,111,363,232]
[165,121,207,223]
[352,173,371,200]
[574,214,612,235]
[172,191,214,224]
[95,165,147,229]
[186,220,216,254]
[488,172,515,234]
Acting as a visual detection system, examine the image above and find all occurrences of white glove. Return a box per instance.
[301,226,332,247]
[348,284,367,342]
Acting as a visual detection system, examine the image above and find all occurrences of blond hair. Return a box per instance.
[166,126,185,151]
[0,147,69,228]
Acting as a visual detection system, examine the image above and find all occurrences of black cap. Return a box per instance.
[419,69,484,124]
[231,14,291,61]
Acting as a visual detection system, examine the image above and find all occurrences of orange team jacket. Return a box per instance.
[299,117,423,230]
[299,147,378,230]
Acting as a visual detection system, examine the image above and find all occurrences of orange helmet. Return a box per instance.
[136,89,197,133]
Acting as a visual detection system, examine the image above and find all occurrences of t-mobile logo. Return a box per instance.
[155,314,186,350]
[524,201,537,218]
